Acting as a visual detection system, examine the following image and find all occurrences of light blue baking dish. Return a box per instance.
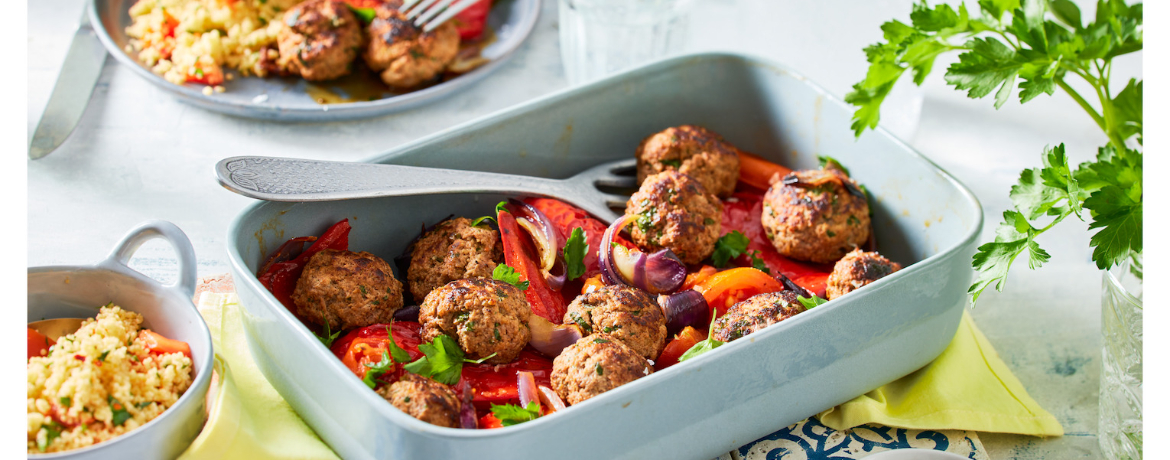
[226,52,983,460]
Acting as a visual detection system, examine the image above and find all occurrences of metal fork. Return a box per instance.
[216,156,639,222]
[400,0,484,33]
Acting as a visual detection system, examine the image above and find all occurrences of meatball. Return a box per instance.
[825,249,902,300]
[364,3,460,89]
[761,168,871,263]
[407,217,503,303]
[378,373,461,428]
[713,291,806,342]
[292,249,405,330]
[635,125,742,198]
[276,0,363,81]
[419,278,531,364]
[564,286,667,360]
[624,171,723,265]
[551,334,653,405]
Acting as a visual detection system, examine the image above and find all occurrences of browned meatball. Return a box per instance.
[825,249,902,300]
[636,126,742,198]
[713,291,806,342]
[276,0,363,81]
[761,168,871,263]
[551,334,653,405]
[363,4,460,89]
[564,286,666,360]
[419,278,531,364]
[624,171,723,265]
[292,249,405,330]
[407,217,503,303]
[378,373,461,428]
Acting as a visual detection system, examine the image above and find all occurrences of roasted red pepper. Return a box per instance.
[258,219,352,314]
[452,0,492,40]
[498,206,566,323]
[28,328,54,361]
[721,193,831,297]
[655,326,704,370]
[460,349,553,412]
[331,322,424,386]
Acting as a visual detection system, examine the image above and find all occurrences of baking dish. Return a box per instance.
[28,220,213,459]
[226,52,982,460]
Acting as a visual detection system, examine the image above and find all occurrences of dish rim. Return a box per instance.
[89,0,543,119]
[224,51,985,438]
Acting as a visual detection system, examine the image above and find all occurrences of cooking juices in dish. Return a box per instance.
[26,305,195,453]
[125,0,495,96]
[256,125,903,429]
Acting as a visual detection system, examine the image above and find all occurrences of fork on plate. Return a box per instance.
[400,0,485,32]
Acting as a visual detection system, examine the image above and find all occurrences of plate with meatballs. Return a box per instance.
[91,0,540,120]
[225,53,983,459]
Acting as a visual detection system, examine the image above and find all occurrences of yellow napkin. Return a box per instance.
[179,293,339,460]
[818,310,1064,437]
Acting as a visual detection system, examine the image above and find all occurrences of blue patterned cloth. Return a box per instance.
[732,417,988,459]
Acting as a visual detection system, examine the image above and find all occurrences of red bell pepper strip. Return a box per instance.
[28,328,55,361]
[497,207,566,323]
[452,0,491,40]
[460,349,553,412]
[655,326,704,370]
[478,413,504,429]
[258,219,352,314]
[721,193,831,297]
[331,322,424,386]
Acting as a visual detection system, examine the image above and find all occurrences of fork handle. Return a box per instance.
[216,156,571,202]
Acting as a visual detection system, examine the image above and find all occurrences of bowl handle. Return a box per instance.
[99,220,198,299]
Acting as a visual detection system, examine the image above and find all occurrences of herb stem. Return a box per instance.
[1055,77,1106,132]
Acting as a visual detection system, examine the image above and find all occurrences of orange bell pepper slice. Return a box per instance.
[141,330,192,359]
[737,151,794,192]
[655,326,705,370]
[691,267,785,321]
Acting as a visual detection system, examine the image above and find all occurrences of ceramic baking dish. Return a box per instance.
[226,52,982,460]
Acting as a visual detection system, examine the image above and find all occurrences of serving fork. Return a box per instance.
[216,156,638,222]
[401,0,486,32]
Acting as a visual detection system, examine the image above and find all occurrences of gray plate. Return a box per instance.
[90,0,540,121]
[226,53,983,459]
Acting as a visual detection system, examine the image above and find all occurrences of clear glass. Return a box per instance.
[558,0,693,86]
[1100,254,1142,460]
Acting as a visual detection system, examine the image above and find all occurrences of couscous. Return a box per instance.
[27,305,194,454]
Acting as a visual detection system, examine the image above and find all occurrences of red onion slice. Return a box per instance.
[393,305,420,322]
[517,371,540,411]
[457,380,477,429]
[658,290,710,333]
[537,385,567,412]
[600,215,685,295]
[528,314,584,357]
[510,200,568,290]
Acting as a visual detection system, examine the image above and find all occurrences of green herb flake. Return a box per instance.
[59,396,71,407]
[109,396,131,426]
[711,231,750,267]
[36,420,62,452]
[817,155,852,176]
[749,251,771,274]
[490,401,541,427]
[797,295,829,309]
[98,350,111,362]
[704,217,716,226]
[661,159,682,168]
[563,227,589,281]
[471,215,496,227]
[402,335,494,385]
[593,338,610,344]
[595,363,604,375]
[315,321,341,348]
[492,264,530,290]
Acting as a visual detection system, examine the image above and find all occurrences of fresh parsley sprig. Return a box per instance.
[711,231,750,268]
[492,264,530,290]
[850,0,1142,303]
[491,402,541,426]
[563,227,589,281]
[403,335,495,385]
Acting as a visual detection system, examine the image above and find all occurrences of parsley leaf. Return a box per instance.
[797,295,829,309]
[109,396,132,426]
[471,215,496,227]
[496,201,509,215]
[748,251,770,274]
[315,321,341,348]
[362,350,395,389]
[492,264,529,290]
[969,210,1053,303]
[490,402,541,427]
[386,327,411,363]
[817,155,852,176]
[1111,79,1142,144]
[402,335,495,385]
[711,231,750,268]
[563,227,589,281]
[345,5,376,24]
[679,309,725,363]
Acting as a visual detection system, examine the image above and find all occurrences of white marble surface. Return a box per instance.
[28,0,1141,458]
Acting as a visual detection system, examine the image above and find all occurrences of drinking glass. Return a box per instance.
[558,0,693,85]
[1100,255,1142,460]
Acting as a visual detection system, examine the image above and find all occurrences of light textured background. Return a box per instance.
[28,0,1141,457]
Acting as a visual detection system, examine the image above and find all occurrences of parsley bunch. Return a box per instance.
[848,0,1142,303]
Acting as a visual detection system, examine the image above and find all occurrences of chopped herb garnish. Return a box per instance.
[569,312,592,335]
[59,396,71,407]
[346,5,376,24]
[362,350,394,389]
[109,396,131,426]
[563,227,589,281]
[98,350,111,362]
[404,396,411,403]
[679,309,726,362]
[36,420,62,452]
[359,285,367,295]
[593,338,609,344]
[493,325,501,342]
[595,363,604,375]
[661,159,682,168]
[471,215,496,227]
[492,264,529,290]
[704,217,716,225]
[490,401,541,427]
[797,295,828,310]
[496,201,508,215]
[712,231,750,267]
[403,335,494,385]
[136,401,152,409]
